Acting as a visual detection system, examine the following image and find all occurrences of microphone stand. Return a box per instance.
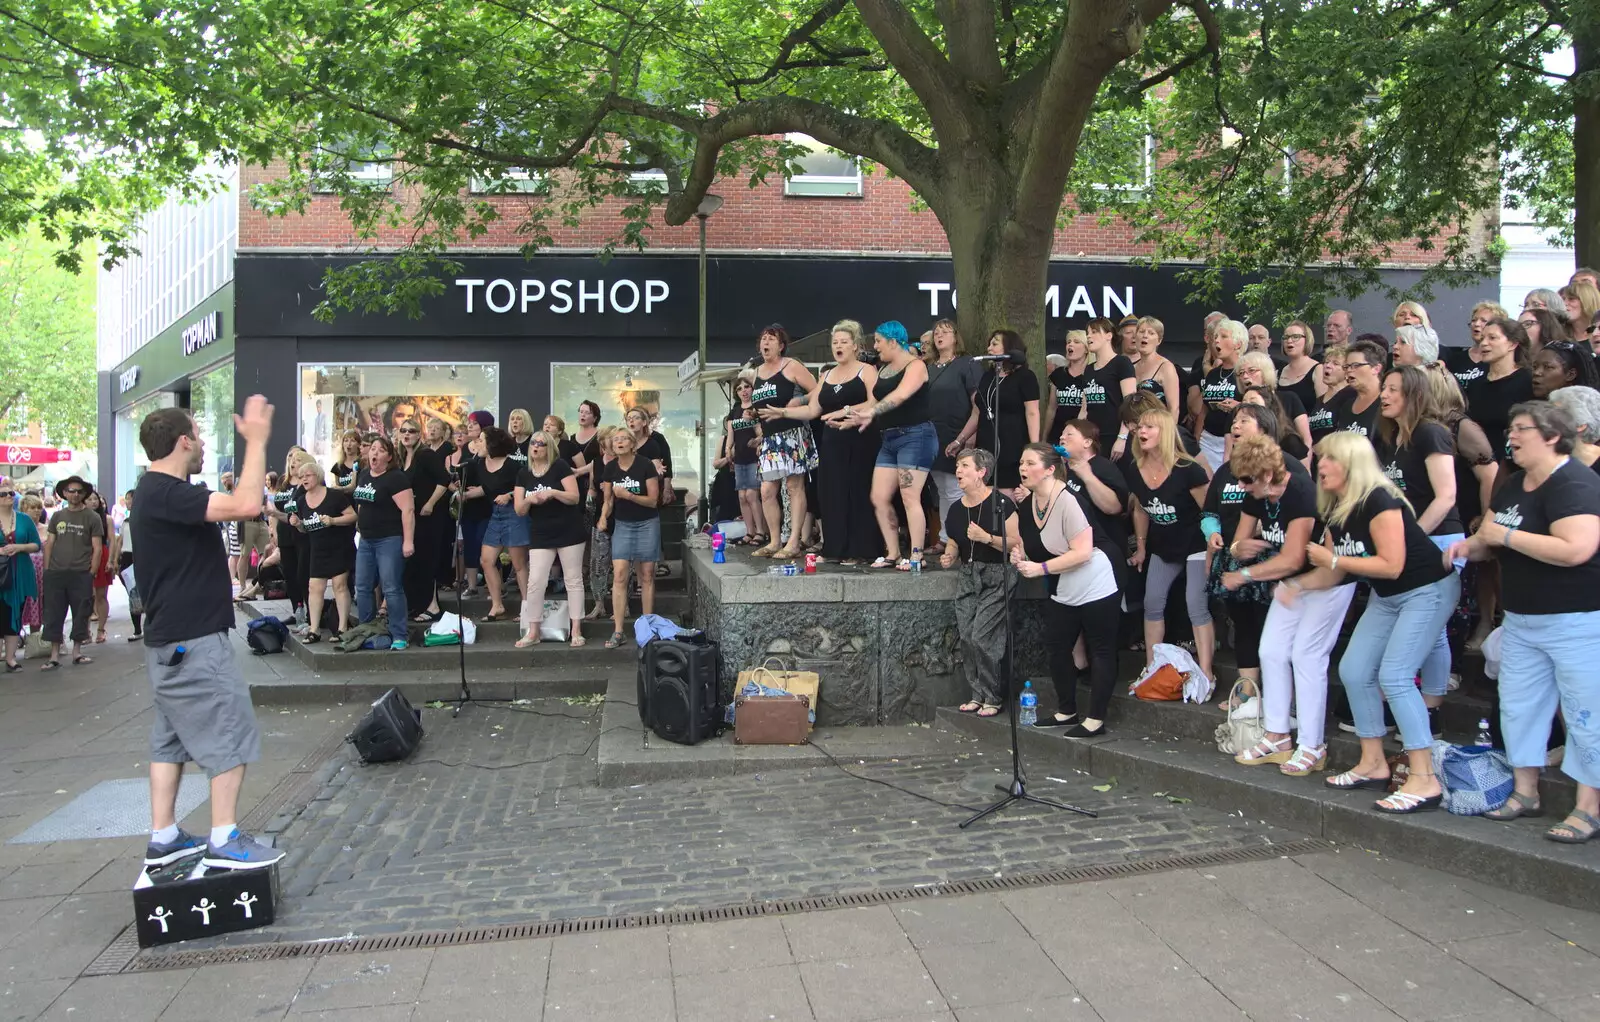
[961,363,1095,828]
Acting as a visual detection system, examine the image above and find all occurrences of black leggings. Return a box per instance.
[1045,591,1122,721]
[1229,600,1269,671]
[278,525,309,611]
[117,552,140,634]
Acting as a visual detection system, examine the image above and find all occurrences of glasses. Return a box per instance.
[529,440,547,447]
[0,491,13,499]
[1283,332,1307,341]
[1344,361,1373,371]
[1235,475,1255,486]
[64,487,84,495]
[1508,423,1542,434]
[399,427,420,434]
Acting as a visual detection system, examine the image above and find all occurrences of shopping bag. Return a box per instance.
[736,657,820,729]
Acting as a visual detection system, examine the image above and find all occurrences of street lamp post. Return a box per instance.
[695,193,723,525]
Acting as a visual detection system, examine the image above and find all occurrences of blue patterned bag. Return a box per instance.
[1433,741,1514,816]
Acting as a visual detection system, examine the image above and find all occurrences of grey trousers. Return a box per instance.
[955,561,1015,706]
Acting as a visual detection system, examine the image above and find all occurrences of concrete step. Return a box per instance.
[936,701,1600,913]
[247,665,619,705]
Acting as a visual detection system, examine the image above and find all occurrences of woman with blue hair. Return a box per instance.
[837,321,937,570]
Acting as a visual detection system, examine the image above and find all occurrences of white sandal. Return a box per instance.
[1280,745,1327,776]
[1234,735,1292,765]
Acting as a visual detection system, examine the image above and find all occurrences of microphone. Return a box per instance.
[972,352,1026,365]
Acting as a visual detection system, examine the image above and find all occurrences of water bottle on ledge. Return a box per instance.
[767,564,799,576]
[1019,681,1037,727]
[1474,717,1494,750]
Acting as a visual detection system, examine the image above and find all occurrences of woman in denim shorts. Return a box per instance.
[836,321,936,570]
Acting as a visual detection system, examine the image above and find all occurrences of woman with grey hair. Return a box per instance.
[1548,386,1600,471]
[1523,288,1563,314]
[940,447,1018,717]
[1445,401,1600,842]
[1393,324,1440,367]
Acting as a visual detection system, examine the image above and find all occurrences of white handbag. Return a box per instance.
[539,599,570,642]
[1213,679,1266,756]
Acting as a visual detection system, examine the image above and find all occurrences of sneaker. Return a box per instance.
[390,640,409,652]
[202,829,285,870]
[144,829,207,866]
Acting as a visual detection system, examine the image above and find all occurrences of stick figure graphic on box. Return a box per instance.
[147,905,173,934]
[191,898,216,925]
[234,891,259,919]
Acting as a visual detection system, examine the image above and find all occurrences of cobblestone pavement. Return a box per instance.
[202,700,1302,944]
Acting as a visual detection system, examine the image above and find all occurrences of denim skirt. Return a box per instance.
[611,518,662,563]
[482,501,531,547]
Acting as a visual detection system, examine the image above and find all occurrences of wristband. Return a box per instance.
[1331,554,1340,573]
[1240,566,1253,582]
[1117,432,1129,440]
[1039,562,1049,577]
[1504,524,1517,549]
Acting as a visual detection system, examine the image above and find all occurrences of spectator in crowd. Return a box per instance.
[114,487,140,640]
[85,491,114,643]
[0,480,41,671]
[39,475,103,669]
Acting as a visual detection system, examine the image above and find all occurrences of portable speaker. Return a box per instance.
[346,688,424,763]
[637,637,723,745]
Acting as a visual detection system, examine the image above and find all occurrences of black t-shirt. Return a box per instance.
[1328,488,1450,598]
[1240,466,1319,576]
[944,492,1017,564]
[1376,422,1463,536]
[1465,368,1535,458]
[1065,455,1130,541]
[1490,459,1600,614]
[133,472,233,645]
[1128,458,1210,560]
[1278,364,1320,416]
[468,456,522,507]
[1199,367,1240,437]
[331,462,358,488]
[1204,462,1250,544]
[975,368,1040,487]
[458,455,492,521]
[726,408,760,466]
[927,357,984,472]
[353,468,410,539]
[1326,388,1380,439]
[604,457,660,523]
[1275,390,1310,460]
[1307,398,1337,445]
[1048,366,1089,435]
[637,432,673,479]
[1083,355,1135,440]
[299,487,356,551]
[1446,348,1486,391]
[404,446,450,511]
[518,459,588,549]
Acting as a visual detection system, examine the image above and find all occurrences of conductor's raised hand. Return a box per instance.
[234,395,274,445]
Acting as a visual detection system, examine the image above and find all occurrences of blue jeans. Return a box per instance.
[355,535,408,644]
[1499,611,1600,788]
[1339,572,1461,751]
[1420,533,1466,697]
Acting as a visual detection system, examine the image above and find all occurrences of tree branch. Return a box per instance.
[934,0,1005,90]
[852,0,977,142]
[724,0,866,86]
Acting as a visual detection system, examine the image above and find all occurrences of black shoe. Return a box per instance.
[1428,705,1443,740]
[1032,713,1076,729]
[1062,722,1108,740]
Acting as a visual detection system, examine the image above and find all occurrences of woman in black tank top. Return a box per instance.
[750,324,819,558]
[765,321,884,563]
[836,321,937,570]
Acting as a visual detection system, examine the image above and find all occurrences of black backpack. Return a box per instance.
[347,688,424,763]
[245,616,289,655]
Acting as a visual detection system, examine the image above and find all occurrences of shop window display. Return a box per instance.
[189,362,235,493]
[299,364,498,470]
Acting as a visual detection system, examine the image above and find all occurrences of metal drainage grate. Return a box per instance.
[120,838,1333,972]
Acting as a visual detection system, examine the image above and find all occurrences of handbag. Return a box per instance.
[1432,741,1515,816]
[539,599,570,642]
[1213,679,1267,756]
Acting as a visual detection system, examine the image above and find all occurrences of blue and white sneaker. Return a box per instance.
[201,829,286,870]
[390,640,409,652]
[144,829,207,866]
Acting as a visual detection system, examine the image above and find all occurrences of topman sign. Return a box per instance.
[916,282,1135,320]
[181,312,222,356]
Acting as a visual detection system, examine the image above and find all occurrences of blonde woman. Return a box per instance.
[1132,316,1181,418]
[515,430,587,648]
[1190,318,1245,472]
[506,408,536,461]
[1560,281,1600,332]
[1305,433,1458,812]
[1308,342,1348,446]
[1046,329,1092,452]
[267,448,315,624]
[1392,301,1432,330]
[1236,350,1312,460]
[330,430,364,490]
[289,460,356,643]
[792,320,882,563]
[1128,407,1215,682]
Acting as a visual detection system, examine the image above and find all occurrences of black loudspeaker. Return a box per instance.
[347,688,424,763]
[637,637,723,745]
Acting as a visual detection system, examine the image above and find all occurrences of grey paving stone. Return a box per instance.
[783,907,915,962]
[1067,974,1245,1022]
[37,971,194,1022]
[544,974,675,1022]
[918,939,1066,1010]
[1543,990,1600,1022]
[290,1007,416,1022]
[1316,936,1534,1022]
[0,977,72,1022]
[0,859,114,901]
[159,959,314,1021]
[1444,930,1600,1008]
[1207,961,1401,1022]
[0,892,133,981]
[420,938,551,1003]
[288,950,435,1014]
[799,952,947,1021]
[668,917,794,976]
[892,896,1032,950]
[548,929,670,985]
[953,995,1101,1022]
[671,963,813,1022]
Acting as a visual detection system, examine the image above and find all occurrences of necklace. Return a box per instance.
[1031,481,1063,524]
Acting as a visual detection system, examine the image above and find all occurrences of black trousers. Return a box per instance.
[1228,599,1269,671]
[816,426,883,561]
[1045,591,1122,721]
[404,509,451,614]
[41,568,93,645]
[278,524,309,610]
[117,551,140,634]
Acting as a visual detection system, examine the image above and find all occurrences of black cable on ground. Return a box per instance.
[804,739,981,813]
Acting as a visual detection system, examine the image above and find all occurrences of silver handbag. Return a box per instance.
[538,598,570,642]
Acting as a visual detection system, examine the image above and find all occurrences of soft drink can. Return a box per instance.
[804,553,817,574]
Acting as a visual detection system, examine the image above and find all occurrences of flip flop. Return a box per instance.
[40,660,60,671]
[514,633,540,648]
[958,701,982,713]
[73,655,93,665]
[975,704,1003,717]
[868,556,898,569]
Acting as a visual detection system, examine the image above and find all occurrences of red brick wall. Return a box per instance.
[237,161,1445,265]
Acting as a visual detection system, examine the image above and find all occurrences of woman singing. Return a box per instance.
[515,430,588,648]
[289,460,356,643]
[750,324,819,558]
[939,448,1017,718]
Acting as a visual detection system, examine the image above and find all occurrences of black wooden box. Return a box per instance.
[132,858,280,947]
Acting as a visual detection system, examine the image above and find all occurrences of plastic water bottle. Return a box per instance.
[1018,681,1037,727]
[767,564,799,576]
[909,556,921,576]
[1474,717,1494,749]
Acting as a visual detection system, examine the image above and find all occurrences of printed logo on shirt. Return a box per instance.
[730,417,757,431]
[1332,534,1369,556]
[616,476,643,495]
[1260,519,1288,546]
[1342,421,1370,437]
[1056,384,1082,407]
[1455,365,1486,386]
[1138,377,1164,397]
[1202,377,1237,405]
[1144,497,1178,525]
[1083,380,1110,406]
[510,452,528,462]
[1493,504,1524,529]
[1383,459,1406,488]
[1220,480,1246,506]
[337,472,354,487]
[1307,407,1334,432]
[751,381,778,403]
[302,512,325,532]
[353,483,377,503]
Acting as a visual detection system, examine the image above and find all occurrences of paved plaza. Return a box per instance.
[1,601,1599,1019]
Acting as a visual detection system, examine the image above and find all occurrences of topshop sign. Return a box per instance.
[456,277,672,315]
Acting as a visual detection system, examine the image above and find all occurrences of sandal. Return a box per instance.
[751,543,780,558]
[894,548,923,572]
[1374,790,1442,814]
[1280,745,1327,776]
[569,635,587,648]
[603,632,625,649]
[5,662,21,673]
[958,701,983,713]
[975,704,1002,717]
[514,633,540,649]
[1545,810,1600,844]
[1235,735,1293,765]
[95,631,107,644]
[738,534,768,547]
[72,655,93,665]
[1325,769,1391,791]
[869,556,899,569]
[303,632,321,644]
[40,660,59,671]
[773,545,801,560]
[1482,790,1543,821]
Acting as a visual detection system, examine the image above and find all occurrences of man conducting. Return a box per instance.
[136,395,285,870]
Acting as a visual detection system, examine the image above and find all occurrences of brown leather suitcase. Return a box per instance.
[733,694,811,745]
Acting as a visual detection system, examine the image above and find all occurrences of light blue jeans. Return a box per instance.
[1339,572,1461,751]
[1499,611,1600,788]
[1419,533,1465,697]
[355,535,408,645]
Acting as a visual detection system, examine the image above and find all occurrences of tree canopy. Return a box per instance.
[0,0,1591,356]
[0,232,97,449]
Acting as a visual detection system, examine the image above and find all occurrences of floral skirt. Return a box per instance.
[758,426,819,481]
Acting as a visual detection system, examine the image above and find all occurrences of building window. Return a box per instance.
[627,169,669,194]
[298,363,500,467]
[189,361,235,495]
[784,134,862,197]
[469,169,548,195]
[313,143,395,194]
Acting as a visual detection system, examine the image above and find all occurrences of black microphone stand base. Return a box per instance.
[960,777,1097,829]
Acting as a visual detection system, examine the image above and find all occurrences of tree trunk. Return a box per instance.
[941,199,1056,384]
[1575,29,1599,272]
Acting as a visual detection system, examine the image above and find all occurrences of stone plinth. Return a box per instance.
[685,547,1052,725]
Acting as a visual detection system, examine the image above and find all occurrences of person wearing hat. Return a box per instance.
[39,475,104,669]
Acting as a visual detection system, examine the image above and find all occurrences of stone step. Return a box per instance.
[248,665,620,705]
[936,701,1599,913]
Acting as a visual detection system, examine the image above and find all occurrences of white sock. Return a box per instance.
[152,824,180,844]
[210,824,237,847]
